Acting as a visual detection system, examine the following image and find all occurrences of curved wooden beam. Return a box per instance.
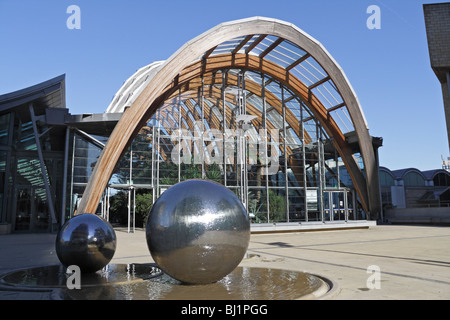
[77,17,379,218]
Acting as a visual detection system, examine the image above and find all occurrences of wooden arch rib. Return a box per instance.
[77,17,378,217]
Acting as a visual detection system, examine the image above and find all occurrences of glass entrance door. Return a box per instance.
[323,190,349,222]
[14,187,32,231]
[332,192,346,221]
[14,186,50,232]
[34,188,50,232]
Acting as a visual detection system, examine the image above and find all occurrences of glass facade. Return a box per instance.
[378,167,450,209]
[434,172,450,187]
[72,68,365,226]
[66,130,108,220]
[0,113,11,225]
[1,21,384,232]
[0,109,65,233]
[403,171,426,187]
[379,169,395,208]
[0,95,368,234]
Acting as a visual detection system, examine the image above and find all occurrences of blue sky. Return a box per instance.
[0,0,448,171]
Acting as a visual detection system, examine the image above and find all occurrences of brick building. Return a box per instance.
[424,2,450,153]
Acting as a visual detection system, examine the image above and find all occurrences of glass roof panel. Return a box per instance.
[265,81,282,101]
[311,80,343,110]
[290,56,326,86]
[265,49,291,69]
[329,107,354,133]
[248,35,278,56]
[187,31,357,139]
[211,36,246,56]
[264,39,306,69]
[286,100,301,121]
[280,40,308,60]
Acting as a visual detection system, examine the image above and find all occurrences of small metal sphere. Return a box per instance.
[146,179,250,284]
[55,213,117,273]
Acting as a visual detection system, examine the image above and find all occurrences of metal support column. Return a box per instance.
[336,149,340,190]
[127,186,135,233]
[300,102,308,222]
[318,127,325,222]
[106,186,110,222]
[156,112,161,198]
[128,144,133,233]
[61,126,70,225]
[69,132,76,217]
[127,188,131,233]
[222,71,227,187]
[237,72,248,210]
[282,87,289,222]
[151,122,155,204]
[200,76,205,179]
[262,74,270,222]
[29,104,57,224]
[178,88,182,183]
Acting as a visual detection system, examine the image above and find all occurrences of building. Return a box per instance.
[424,2,450,156]
[380,166,450,224]
[0,17,383,234]
[0,75,121,233]
[379,167,450,209]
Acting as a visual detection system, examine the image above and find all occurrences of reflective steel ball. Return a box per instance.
[55,213,117,273]
[146,180,250,284]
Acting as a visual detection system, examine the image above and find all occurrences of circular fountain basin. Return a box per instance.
[0,264,332,300]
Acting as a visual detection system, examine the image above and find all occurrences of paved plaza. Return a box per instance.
[0,224,449,300]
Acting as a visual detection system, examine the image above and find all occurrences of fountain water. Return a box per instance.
[0,181,335,300]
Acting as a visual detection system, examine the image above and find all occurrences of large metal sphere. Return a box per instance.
[146,179,250,284]
[55,213,117,273]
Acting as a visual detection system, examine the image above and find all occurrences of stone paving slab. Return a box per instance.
[0,225,449,300]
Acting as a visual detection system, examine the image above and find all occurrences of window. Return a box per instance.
[0,113,10,146]
[433,172,450,187]
[403,171,425,187]
[379,170,395,187]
